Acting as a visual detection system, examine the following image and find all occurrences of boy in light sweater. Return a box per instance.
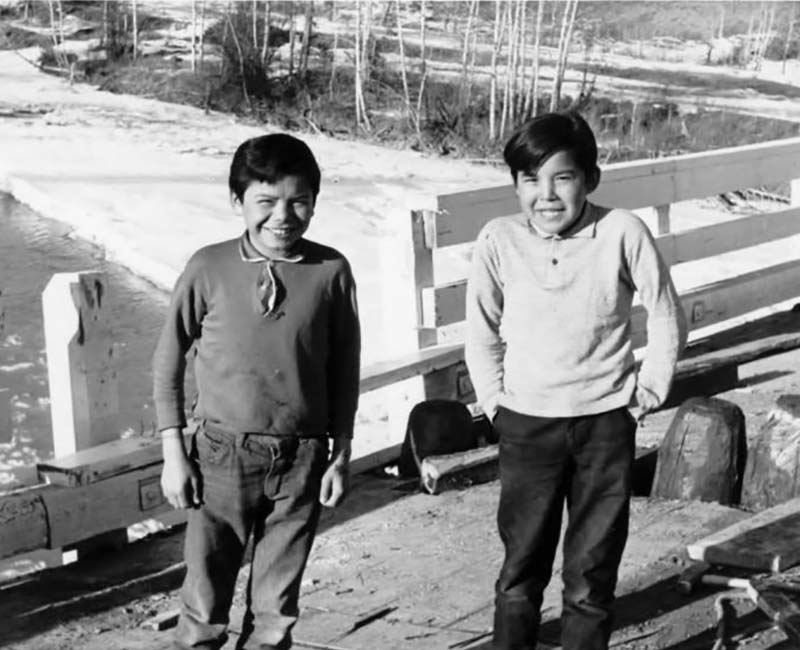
[465,112,687,650]
[154,133,360,650]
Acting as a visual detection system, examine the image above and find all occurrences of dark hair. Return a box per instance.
[228,133,321,201]
[503,111,598,183]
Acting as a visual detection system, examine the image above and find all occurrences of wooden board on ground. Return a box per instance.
[687,495,800,572]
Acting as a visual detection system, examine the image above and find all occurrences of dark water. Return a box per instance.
[0,192,185,469]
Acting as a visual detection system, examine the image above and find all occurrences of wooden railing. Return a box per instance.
[2,137,800,567]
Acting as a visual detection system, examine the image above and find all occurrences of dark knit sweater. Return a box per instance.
[153,234,361,438]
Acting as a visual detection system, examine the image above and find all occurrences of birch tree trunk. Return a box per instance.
[329,0,338,98]
[288,2,296,76]
[354,1,371,131]
[191,0,197,72]
[499,0,513,137]
[261,1,270,68]
[550,0,578,111]
[226,10,252,111]
[515,0,529,119]
[252,0,258,50]
[459,0,478,115]
[416,0,427,129]
[525,0,544,119]
[299,1,313,79]
[395,0,413,128]
[131,0,138,61]
[199,0,206,71]
[489,0,502,141]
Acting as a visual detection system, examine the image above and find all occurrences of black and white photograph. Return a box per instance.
[1,1,800,649]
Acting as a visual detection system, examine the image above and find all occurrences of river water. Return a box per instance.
[0,192,183,475]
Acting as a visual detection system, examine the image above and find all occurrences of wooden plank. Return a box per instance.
[676,332,800,379]
[359,343,463,394]
[42,463,171,549]
[657,206,800,267]
[431,137,800,248]
[419,257,800,341]
[0,485,51,559]
[687,495,800,571]
[420,444,498,494]
[38,432,192,487]
[411,210,437,349]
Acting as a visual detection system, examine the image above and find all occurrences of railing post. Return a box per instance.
[791,178,800,207]
[654,204,671,235]
[42,271,127,558]
[42,271,119,457]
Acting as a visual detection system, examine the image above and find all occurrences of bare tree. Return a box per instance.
[524,0,544,119]
[489,0,502,140]
[550,0,579,111]
[354,1,371,131]
[499,0,513,137]
[395,0,414,129]
[458,0,478,116]
[416,0,428,125]
[131,0,138,60]
[226,9,252,111]
[261,1,270,67]
[191,0,197,72]
[252,0,258,51]
[288,2,296,76]
[199,0,206,71]
[329,0,338,98]
[299,1,314,79]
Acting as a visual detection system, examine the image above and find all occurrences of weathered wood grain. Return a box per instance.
[686,495,800,571]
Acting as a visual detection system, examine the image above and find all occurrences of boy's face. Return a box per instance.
[233,175,316,257]
[515,149,597,236]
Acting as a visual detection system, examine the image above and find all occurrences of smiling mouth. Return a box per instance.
[263,226,297,238]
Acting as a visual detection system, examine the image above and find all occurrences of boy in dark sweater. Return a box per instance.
[465,112,686,650]
[153,133,360,650]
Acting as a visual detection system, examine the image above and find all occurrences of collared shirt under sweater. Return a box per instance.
[153,233,361,438]
[465,201,687,420]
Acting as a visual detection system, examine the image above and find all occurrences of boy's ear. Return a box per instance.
[586,166,601,194]
[230,192,242,213]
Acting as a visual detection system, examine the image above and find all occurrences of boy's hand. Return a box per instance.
[320,437,351,508]
[630,385,661,425]
[161,428,202,509]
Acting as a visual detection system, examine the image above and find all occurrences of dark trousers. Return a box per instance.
[173,426,328,650]
[492,406,636,650]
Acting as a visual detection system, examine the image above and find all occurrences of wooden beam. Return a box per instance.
[686,495,800,572]
[431,137,800,248]
[420,445,499,494]
[359,343,464,394]
[37,432,193,487]
[657,206,800,267]
[417,256,800,341]
[0,485,50,559]
[42,271,119,457]
[42,463,171,549]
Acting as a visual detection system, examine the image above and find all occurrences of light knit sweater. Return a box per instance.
[465,201,687,420]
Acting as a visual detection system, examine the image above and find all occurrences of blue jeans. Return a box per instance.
[173,425,328,650]
[492,406,636,650]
